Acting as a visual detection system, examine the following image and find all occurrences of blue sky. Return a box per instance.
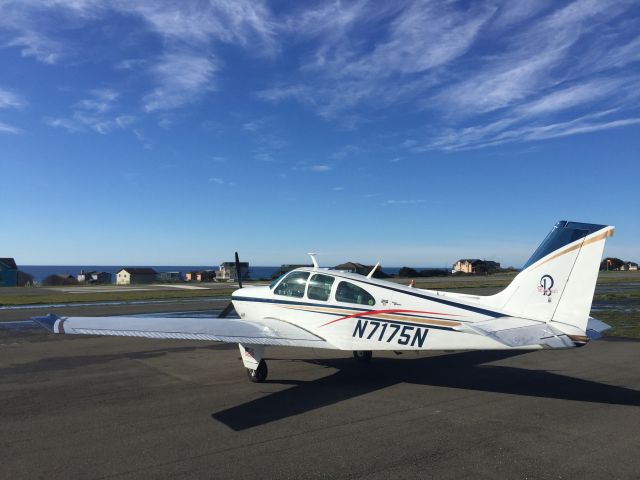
[1,0,639,267]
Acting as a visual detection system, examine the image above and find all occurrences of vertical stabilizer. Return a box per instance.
[486,221,613,336]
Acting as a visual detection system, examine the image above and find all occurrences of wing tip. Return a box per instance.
[32,314,60,333]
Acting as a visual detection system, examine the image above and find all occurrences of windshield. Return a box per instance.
[269,273,287,289]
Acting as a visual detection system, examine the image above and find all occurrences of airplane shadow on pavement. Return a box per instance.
[212,349,640,431]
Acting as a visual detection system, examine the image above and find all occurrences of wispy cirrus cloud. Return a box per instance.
[383,199,425,206]
[260,1,496,120]
[0,0,276,119]
[260,0,640,149]
[46,88,136,134]
[0,121,22,134]
[2,0,639,150]
[143,52,217,112]
[208,176,236,186]
[0,86,24,134]
[0,87,25,109]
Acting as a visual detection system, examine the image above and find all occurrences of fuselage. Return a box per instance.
[231,268,557,351]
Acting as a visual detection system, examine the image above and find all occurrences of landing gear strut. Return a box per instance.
[239,343,268,383]
[247,359,268,383]
[353,350,372,363]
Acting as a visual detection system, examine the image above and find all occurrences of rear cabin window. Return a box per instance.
[273,271,309,298]
[335,281,375,306]
[307,274,335,301]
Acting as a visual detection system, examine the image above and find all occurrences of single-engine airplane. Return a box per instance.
[34,220,614,382]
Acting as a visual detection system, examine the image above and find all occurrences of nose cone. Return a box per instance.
[231,287,244,299]
[233,285,270,300]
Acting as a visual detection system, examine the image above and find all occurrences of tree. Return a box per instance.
[16,271,35,287]
[43,275,78,286]
[398,267,418,278]
[600,257,625,271]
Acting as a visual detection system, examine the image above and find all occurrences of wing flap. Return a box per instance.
[33,314,332,348]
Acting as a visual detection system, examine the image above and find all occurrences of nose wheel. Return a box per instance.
[247,359,268,383]
[353,350,372,363]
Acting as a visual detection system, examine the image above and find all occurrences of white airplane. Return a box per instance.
[34,220,614,382]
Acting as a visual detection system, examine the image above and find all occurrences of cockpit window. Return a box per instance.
[307,274,335,302]
[335,281,375,306]
[273,271,309,298]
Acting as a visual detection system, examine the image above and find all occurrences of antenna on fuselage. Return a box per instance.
[367,261,381,279]
[308,252,318,270]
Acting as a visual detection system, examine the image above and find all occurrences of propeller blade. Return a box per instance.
[218,251,243,318]
[235,251,243,289]
[217,301,235,319]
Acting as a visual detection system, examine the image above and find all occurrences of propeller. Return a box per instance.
[235,251,243,289]
[217,251,243,319]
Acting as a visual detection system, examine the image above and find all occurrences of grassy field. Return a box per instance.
[594,310,640,338]
[397,270,640,290]
[0,287,235,306]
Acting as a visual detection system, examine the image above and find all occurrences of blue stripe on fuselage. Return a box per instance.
[232,296,457,332]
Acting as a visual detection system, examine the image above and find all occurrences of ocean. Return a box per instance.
[18,265,444,283]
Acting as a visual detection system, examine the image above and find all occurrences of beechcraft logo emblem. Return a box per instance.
[538,275,555,297]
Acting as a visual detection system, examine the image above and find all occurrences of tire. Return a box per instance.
[353,350,372,363]
[247,359,268,382]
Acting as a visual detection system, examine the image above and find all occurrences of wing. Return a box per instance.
[32,314,332,348]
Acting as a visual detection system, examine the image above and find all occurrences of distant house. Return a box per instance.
[452,259,500,274]
[334,262,371,275]
[0,258,18,287]
[216,262,249,282]
[157,271,182,282]
[186,270,216,282]
[626,262,638,271]
[116,267,157,285]
[77,270,112,284]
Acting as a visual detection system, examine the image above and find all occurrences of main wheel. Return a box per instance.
[353,350,372,363]
[247,359,268,383]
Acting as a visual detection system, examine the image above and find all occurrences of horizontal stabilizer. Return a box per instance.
[466,316,574,348]
[586,316,611,341]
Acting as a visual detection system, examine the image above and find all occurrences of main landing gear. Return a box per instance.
[353,350,372,362]
[239,343,268,383]
[246,359,268,383]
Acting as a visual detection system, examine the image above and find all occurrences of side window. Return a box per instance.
[308,274,335,301]
[274,271,309,298]
[335,281,375,306]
